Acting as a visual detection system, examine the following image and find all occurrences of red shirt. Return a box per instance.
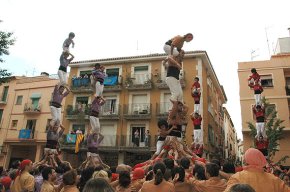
[191,116,202,125]
[191,82,200,89]
[253,84,263,92]
[256,140,269,150]
[248,72,260,81]
[253,108,265,118]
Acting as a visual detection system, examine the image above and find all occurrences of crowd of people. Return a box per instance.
[0,148,289,191]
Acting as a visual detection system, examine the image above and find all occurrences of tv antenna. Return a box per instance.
[265,26,272,58]
[251,49,259,60]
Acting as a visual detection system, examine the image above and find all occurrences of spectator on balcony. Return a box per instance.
[82,73,90,87]
[252,104,266,140]
[50,84,70,128]
[89,95,106,134]
[165,51,185,104]
[134,130,140,147]
[144,130,150,147]
[91,63,107,97]
[71,74,77,87]
[58,52,74,85]
[11,159,34,192]
[76,128,83,135]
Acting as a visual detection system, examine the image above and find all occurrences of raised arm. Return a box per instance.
[98,133,104,144]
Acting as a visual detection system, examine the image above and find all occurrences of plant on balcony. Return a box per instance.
[248,97,289,164]
[124,74,133,87]
[66,105,73,115]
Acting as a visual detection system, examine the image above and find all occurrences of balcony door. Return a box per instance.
[133,66,149,84]
[102,96,117,115]
[131,125,145,147]
[131,94,148,114]
[26,119,36,139]
[100,124,116,146]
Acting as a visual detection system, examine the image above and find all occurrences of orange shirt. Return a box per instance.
[171,35,185,49]
[140,180,175,192]
[11,171,35,192]
[174,181,193,192]
[224,169,290,192]
[189,177,227,192]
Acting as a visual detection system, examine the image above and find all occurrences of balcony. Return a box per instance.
[4,129,46,143]
[23,103,41,115]
[123,103,151,120]
[60,134,156,153]
[70,78,94,94]
[154,71,186,89]
[103,76,123,92]
[66,104,90,120]
[0,93,8,105]
[124,73,152,90]
[156,102,170,119]
[66,104,121,120]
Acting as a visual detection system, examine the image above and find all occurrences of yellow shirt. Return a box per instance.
[224,169,290,192]
[11,171,35,192]
[189,176,227,192]
[40,180,56,192]
[60,185,79,192]
[140,180,175,192]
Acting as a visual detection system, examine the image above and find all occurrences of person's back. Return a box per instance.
[225,169,290,192]
[140,179,174,192]
[174,181,192,192]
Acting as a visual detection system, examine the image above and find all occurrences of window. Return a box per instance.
[26,120,36,139]
[16,96,23,105]
[76,97,89,105]
[11,120,18,129]
[72,124,85,134]
[208,125,214,145]
[105,68,120,86]
[1,86,9,102]
[131,94,149,114]
[102,97,117,114]
[260,75,273,87]
[0,109,3,124]
[133,66,149,84]
[131,125,145,146]
[79,70,91,78]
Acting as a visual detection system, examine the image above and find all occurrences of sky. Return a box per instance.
[1,0,290,139]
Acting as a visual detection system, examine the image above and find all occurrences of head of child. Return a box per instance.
[177,101,184,111]
[194,112,199,118]
[194,77,199,83]
[158,119,168,131]
[256,104,262,110]
[63,51,70,58]
[251,68,257,74]
[100,65,105,71]
[254,80,260,85]
[69,32,75,40]
[258,135,263,141]
[94,63,101,70]
[51,123,59,133]
[92,133,99,140]
[184,33,193,42]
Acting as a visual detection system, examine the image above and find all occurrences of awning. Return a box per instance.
[30,93,41,99]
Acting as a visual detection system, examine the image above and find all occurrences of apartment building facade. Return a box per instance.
[0,74,61,168]
[238,36,290,165]
[61,51,227,167]
[223,107,237,160]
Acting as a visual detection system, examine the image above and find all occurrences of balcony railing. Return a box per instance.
[155,71,186,89]
[60,134,157,151]
[125,73,152,90]
[0,93,9,105]
[70,78,94,93]
[123,103,151,119]
[156,102,170,119]
[4,129,46,142]
[24,103,41,114]
[103,76,123,92]
[66,104,120,120]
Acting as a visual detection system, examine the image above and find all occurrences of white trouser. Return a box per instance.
[194,129,203,144]
[254,94,261,105]
[163,44,179,56]
[194,104,200,113]
[58,70,67,84]
[166,77,183,102]
[89,116,100,134]
[166,136,182,143]
[44,148,58,155]
[256,122,266,138]
[50,106,61,126]
[63,47,70,53]
[95,81,104,97]
[154,140,165,155]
